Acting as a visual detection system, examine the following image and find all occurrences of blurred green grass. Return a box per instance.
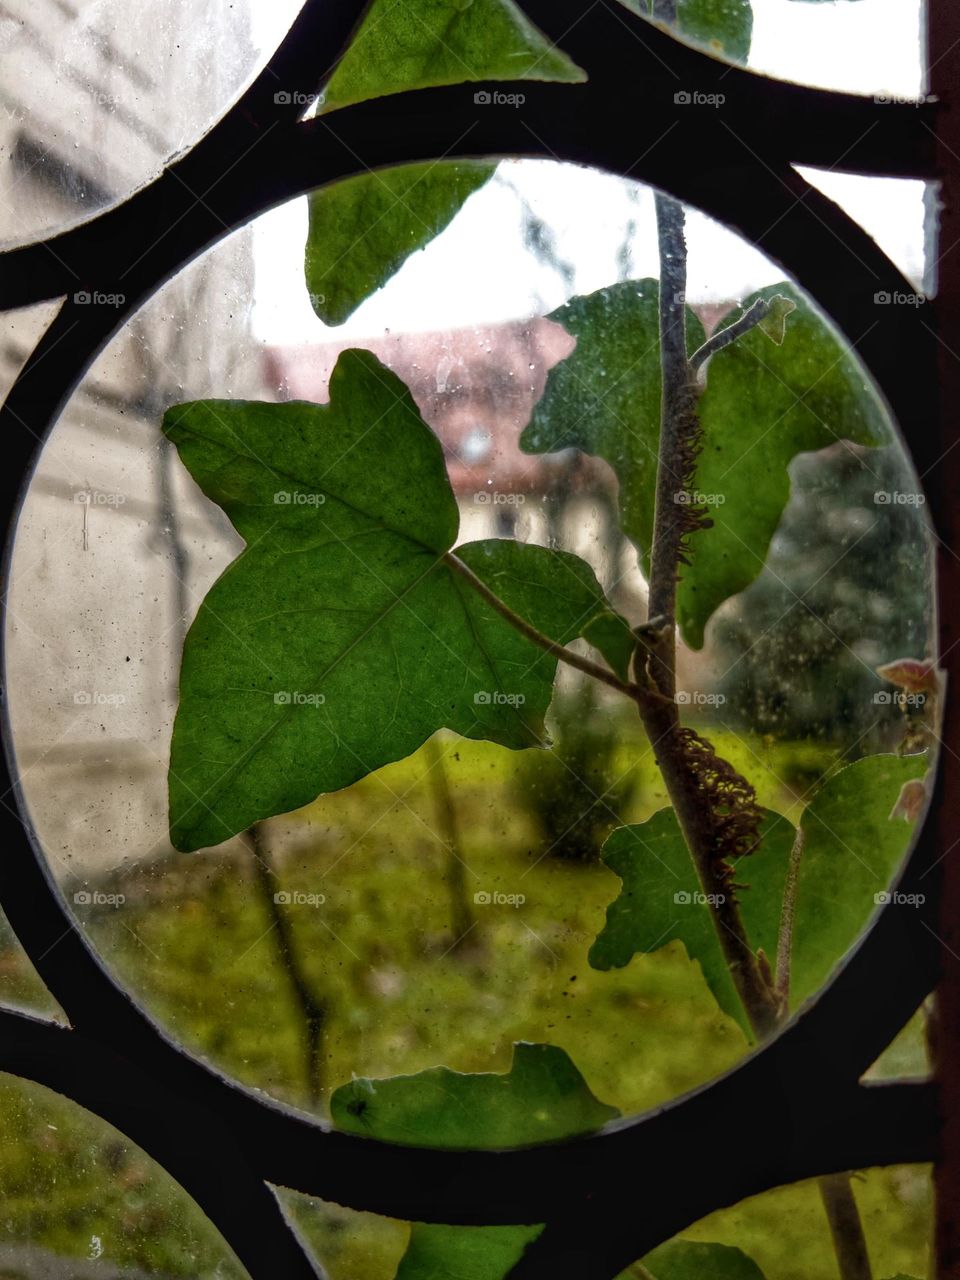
[0,719,930,1278]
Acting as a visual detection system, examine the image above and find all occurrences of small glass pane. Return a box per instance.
[0,0,302,247]
[638,0,923,96]
[0,906,63,1022]
[0,1073,247,1277]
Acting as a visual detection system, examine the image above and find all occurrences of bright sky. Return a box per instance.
[250,0,926,344]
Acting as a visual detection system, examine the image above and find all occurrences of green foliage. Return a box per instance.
[521,278,705,577]
[333,1043,616,1280]
[644,1239,767,1279]
[581,610,637,682]
[332,1040,618,1146]
[588,808,794,1036]
[524,281,889,649]
[714,444,931,750]
[306,164,493,326]
[628,0,753,63]
[163,349,624,849]
[756,294,796,345]
[0,1076,245,1278]
[788,753,928,1006]
[515,682,640,862]
[323,0,585,111]
[680,284,889,647]
[394,1224,539,1280]
[308,0,587,327]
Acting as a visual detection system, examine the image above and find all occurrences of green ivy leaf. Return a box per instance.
[331,1041,618,1146]
[306,163,493,327]
[332,1043,617,1280]
[626,0,753,64]
[581,610,637,681]
[310,0,585,327]
[395,1225,540,1280]
[588,808,795,1036]
[164,349,624,851]
[524,281,888,650]
[323,0,585,112]
[644,1240,768,1280]
[789,753,928,1007]
[679,283,888,646]
[521,279,705,578]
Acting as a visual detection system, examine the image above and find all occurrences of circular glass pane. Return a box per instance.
[4,160,936,1133]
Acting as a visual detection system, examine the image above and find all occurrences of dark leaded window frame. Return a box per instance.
[0,2,957,1276]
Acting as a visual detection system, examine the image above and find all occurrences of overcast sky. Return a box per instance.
[251,0,926,343]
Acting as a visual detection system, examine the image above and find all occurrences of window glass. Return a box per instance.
[0,1074,247,1277]
[0,0,302,246]
[4,163,935,1131]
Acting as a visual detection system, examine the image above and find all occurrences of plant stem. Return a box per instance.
[646,192,698,693]
[775,826,805,1007]
[631,191,781,1037]
[424,735,477,950]
[818,1175,874,1280]
[644,173,873,1280]
[628,1264,658,1280]
[632,679,781,1037]
[689,297,771,374]
[443,550,645,701]
[773,826,873,1279]
[247,825,329,1107]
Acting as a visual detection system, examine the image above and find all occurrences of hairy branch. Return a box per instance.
[775,826,805,1006]
[630,192,780,1037]
[645,193,711,670]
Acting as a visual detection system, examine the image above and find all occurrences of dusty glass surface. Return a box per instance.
[3,163,936,1137]
[281,1161,932,1280]
[0,1073,247,1277]
[637,0,923,96]
[0,0,301,246]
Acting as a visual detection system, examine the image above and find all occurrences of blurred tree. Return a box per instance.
[714,442,931,759]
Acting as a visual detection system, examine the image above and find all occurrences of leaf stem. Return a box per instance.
[775,825,805,1006]
[442,550,643,701]
[689,297,771,374]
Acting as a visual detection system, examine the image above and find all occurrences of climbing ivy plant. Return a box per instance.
[161,1,931,1278]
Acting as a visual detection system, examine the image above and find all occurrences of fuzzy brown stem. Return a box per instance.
[775,826,805,1006]
[632,686,781,1037]
[647,194,701,685]
[636,192,780,1036]
[644,186,871,1277]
